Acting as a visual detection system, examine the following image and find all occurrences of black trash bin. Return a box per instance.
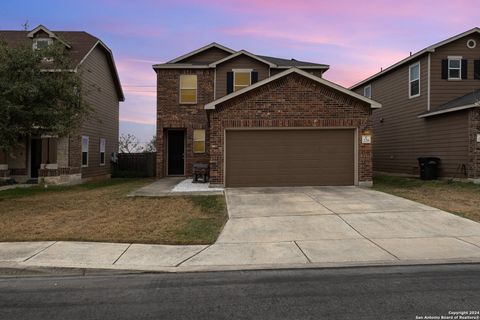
[418,157,440,180]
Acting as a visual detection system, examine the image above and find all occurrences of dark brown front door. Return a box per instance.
[30,138,42,178]
[225,129,355,187]
[167,130,185,175]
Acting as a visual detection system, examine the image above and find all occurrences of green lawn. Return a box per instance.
[373,174,480,222]
[0,178,228,245]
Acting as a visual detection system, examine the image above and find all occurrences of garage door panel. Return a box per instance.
[225,129,355,187]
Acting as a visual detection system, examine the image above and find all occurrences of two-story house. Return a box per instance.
[0,25,124,184]
[154,43,381,187]
[351,28,480,183]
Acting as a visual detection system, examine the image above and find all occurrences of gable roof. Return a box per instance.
[154,43,329,71]
[0,25,124,101]
[418,89,480,118]
[258,55,329,69]
[27,24,71,48]
[208,50,277,67]
[167,42,235,63]
[350,27,480,90]
[205,67,381,110]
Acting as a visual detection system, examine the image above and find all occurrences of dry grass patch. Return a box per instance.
[373,174,480,222]
[0,179,227,244]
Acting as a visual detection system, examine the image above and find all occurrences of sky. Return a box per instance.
[1,0,479,143]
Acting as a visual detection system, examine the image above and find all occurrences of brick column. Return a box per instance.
[156,127,165,178]
[39,137,59,178]
[0,150,9,179]
[470,109,480,182]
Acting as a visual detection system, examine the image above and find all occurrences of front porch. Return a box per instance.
[0,136,81,185]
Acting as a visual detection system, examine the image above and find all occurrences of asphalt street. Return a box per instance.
[0,264,479,320]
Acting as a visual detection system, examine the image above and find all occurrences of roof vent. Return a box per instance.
[467,39,476,49]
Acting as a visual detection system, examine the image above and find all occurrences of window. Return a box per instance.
[363,85,371,98]
[409,62,420,98]
[234,70,251,92]
[100,138,106,165]
[33,38,52,50]
[179,75,197,104]
[448,57,462,80]
[81,136,89,167]
[193,130,206,153]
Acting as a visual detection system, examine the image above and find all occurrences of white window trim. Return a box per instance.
[100,138,106,166]
[409,62,421,98]
[233,69,252,92]
[179,75,197,104]
[448,56,462,80]
[193,129,206,154]
[363,84,371,98]
[33,38,53,50]
[81,136,89,168]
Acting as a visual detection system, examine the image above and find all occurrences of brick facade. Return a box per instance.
[468,108,480,180]
[156,69,214,178]
[208,73,373,186]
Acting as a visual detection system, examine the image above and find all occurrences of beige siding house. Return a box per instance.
[0,25,124,184]
[351,28,480,182]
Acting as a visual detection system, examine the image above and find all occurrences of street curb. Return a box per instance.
[2,257,480,276]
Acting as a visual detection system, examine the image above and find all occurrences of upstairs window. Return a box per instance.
[100,138,106,165]
[409,62,420,98]
[81,136,89,167]
[193,129,206,153]
[179,75,197,104]
[448,57,462,80]
[33,38,52,50]
[234,70,251,92]
[363,85,371,98]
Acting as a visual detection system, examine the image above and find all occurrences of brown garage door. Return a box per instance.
[225,129,355,187]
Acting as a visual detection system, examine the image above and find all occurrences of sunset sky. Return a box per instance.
[2,0,479,143]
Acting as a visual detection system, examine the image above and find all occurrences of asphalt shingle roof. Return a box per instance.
[257,55,329,68]
[419,89,480,117]
[0,30,99,68]
[0,29,124,101]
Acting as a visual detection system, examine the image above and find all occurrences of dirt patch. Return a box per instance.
[0,179,228,244]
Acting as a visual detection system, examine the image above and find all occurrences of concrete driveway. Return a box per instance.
[2,186,480,272]
[182,186,480,267]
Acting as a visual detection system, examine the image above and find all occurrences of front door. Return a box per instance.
[167,130,185,175]
[30,138,42,178]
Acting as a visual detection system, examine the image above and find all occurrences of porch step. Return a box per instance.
[25,179,38,184]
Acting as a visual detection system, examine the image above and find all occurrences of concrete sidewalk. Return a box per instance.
[1,186,480,272]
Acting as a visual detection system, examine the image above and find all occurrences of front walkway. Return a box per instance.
[1,186,480,272]
[127,177,224,197]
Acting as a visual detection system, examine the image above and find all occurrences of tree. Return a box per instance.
[0,41,90,152]
[143,135,157,153]
[119,133,143,153]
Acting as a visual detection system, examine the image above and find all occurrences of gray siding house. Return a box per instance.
[351,28,480,183]
[0,25,124,184]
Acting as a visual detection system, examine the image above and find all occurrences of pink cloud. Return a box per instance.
[115,57,156,125]
[224,27,348,47]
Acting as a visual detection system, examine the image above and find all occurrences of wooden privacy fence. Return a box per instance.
[112,152,156,177]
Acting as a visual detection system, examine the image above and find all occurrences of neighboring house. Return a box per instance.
[154,43,380,187]
[0,25,124,184]
[351,28,480,183]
